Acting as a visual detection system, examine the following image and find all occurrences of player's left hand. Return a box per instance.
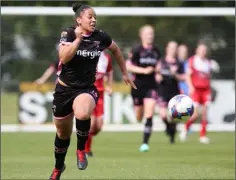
[122,74,137,89]
[105,86,113,96]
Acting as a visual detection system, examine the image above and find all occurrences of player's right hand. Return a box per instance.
[144,67,155,74]
[74,26,83,39]
[122,74,137,89]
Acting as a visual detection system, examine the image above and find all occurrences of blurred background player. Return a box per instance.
[177,44,189,95]
[179,43,215,144]
[126,25,161,152]
[85,51,113,157]
[155,41,185,144]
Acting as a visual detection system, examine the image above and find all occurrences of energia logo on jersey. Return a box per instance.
[76,49,101,59]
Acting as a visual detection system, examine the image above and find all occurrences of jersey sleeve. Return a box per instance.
[106,54,113,73]
[59,27,75,43]
[100,30,112,48]
[129,46,140,65]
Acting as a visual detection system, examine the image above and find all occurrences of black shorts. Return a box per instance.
[131,87,158,106]
[52,83,99,119]
[157,92,179,108]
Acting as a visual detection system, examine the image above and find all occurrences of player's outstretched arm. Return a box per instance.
[107,41,137,89]
[126,60,154,74]
[34,66,55,85]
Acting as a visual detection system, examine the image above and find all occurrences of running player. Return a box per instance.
[155,41,185,144]
[126,25,161,152]
[49,3,136,180]
[179,43,212,144]
[85,51,113,157]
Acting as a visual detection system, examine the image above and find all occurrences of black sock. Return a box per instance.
[76,118,91,151]
[162,118,170,134]
[143,117,153,144]
[54,134,70,169]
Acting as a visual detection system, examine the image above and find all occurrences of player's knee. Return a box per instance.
[56,130,71,139]
[74,105,91,120]
[75,110,91,120]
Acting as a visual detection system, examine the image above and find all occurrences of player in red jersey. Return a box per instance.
[85,51,113,157]
[179,43,214,144]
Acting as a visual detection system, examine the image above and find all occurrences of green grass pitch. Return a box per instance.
[2,132,234,179]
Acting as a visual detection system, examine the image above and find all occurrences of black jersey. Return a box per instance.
[158,58,184,95]
[58,26,112,88]
[130,44,161,89]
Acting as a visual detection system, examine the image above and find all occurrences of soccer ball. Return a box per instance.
[168,94,194,122]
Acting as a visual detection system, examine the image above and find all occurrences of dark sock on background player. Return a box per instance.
[162,117,170,135]
[169,122,177,144]
[143,117,153,144]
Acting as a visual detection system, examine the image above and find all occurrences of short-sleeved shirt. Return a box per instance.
[129,44,161,89]
[157,58,184,95]
[94,52,113,91]
[58,26,112,88]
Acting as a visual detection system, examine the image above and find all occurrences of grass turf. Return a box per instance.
[2,132,234,179]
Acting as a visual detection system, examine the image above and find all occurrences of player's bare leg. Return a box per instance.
[86,115,103,156]
[140,98,156,152]
[134,105,144,123]
[199,104,210,144]
[73,93,96,170]
[49,114,74,180]
[85,115,96,157]
[179,104,199,142]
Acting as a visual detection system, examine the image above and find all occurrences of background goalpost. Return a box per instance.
[1,6,235,132]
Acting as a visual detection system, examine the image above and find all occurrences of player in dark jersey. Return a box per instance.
[155,41,185,144]
[49,3,136,180]
[35,61,59,84]
[126,25,161,152]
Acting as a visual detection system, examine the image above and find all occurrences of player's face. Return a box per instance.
[196,45,207,58]
[166,42,178,57]
[78,8,97,33]
[140,27,154,45]
[177,45,188,61]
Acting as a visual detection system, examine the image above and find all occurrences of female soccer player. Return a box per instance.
[85,51,113,157]
[126,25,161,152]
[49,3,136,180]
[179,43,214,144]
[155,41,185,144]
